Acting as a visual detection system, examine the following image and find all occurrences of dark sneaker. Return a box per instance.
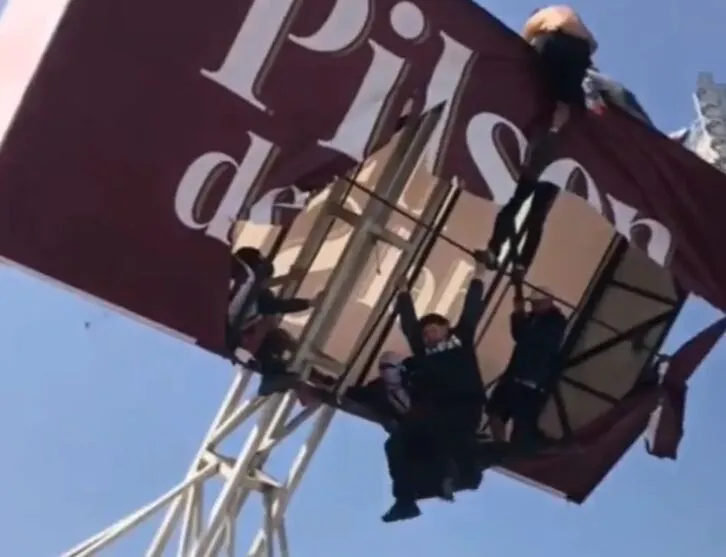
[381,500,421,523]
[258,373,299,397]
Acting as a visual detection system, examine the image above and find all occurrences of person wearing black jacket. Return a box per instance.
[488,278,567,444]
[228,247,318,396]
[382,255,488,523]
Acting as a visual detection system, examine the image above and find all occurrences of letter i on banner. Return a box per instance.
[200,0,373,117]
[420,31,475,176]
[200,0,301,110]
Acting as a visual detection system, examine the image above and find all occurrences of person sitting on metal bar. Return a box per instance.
[228,247,319,397]
[381,355,455,524]
[381,255,488,523]
[488,278,567,445]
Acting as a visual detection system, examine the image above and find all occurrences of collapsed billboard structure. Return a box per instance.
[1,0,725,555]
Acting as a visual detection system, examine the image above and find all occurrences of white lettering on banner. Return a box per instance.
[177,0,675,274]
[174,132,278,243]
[694,73,726,173]
[421,32,475,175]
[319,2,427,161]
[432,260,473,315]
[200,0,300,110]
[320,42,408,161]
[411,268,437,314]
[357,241,403,309]
[288,0,371,53]
[466,113,526,206]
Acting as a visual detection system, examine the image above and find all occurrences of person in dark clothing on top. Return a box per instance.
[228,247,319,396]
[382,255,488,523]
[482,6,599,275]
[488,279,567,444]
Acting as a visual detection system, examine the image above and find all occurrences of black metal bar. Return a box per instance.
[633,288,687,385]
[609,278,680,307]
[544,237,627,439]
[560,376,620,405]
[564,309,676,369]
[551,386,573,440]
[557,238,629,361]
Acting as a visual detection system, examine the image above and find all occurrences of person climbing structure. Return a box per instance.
[227,247,320,397]
[482,6,599,275]
[523,5,599,135]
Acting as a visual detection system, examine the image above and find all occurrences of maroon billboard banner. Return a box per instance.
[1,0,725,351]
[0,0,724,500]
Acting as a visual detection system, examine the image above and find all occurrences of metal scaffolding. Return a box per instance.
[61,110,451,557]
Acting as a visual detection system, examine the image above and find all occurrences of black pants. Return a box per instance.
[531,31,593,109]
[385,407,479,501]
[487,179,558,269]
[488,378,546,443]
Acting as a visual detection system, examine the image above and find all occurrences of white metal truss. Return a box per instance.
[61,109,450,557]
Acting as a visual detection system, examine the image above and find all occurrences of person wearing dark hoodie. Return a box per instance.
[488,276,567,445]
[228,247,319,396]
[381,254,488,523]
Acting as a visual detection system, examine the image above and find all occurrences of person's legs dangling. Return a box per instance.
[256,326,300,397]
[485,177,538,268]
[487,377,516,442]
[510,383,546,446]
[515,182,559,272]
[425,407,475,502]
[382,424,421,522]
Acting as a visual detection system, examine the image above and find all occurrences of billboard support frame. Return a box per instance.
[60,109,451,557]
[538,238,684,440]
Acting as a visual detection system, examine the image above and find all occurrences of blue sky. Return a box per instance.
[1,1,725,556]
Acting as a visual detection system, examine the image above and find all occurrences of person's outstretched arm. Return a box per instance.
[454,258,488,340]
[258,290,316,315]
